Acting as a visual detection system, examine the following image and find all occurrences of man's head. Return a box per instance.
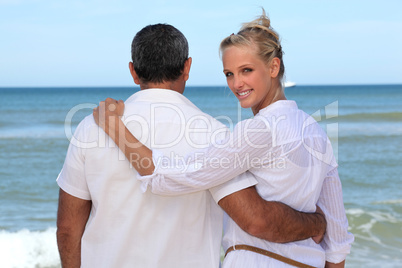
[130,24,191,89]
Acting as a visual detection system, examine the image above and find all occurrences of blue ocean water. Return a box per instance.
[0,85,401,267]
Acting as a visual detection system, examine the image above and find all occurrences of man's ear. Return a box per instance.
[182,57,192,82]
[270,57,281,78]
[129,62,140,85]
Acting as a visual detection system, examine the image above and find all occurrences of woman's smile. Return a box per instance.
[237,89,253,98]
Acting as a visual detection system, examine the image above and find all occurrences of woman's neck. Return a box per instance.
[252,85,287,115]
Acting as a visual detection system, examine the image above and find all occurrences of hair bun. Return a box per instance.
[240,8,280,42]
[219,7,285,82]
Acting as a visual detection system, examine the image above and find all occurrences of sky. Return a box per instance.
[1,0,401,87]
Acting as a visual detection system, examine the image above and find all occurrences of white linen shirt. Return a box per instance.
[139,100,354,267]
[57,88,257,268]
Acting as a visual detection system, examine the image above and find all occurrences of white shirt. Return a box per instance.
[57,89,257,268]
[139,100,354,266]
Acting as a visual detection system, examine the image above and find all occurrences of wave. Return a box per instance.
[0,228,60,268]
[337,131,402,141]
[309,111,402,124]
[346,208,401,224]
[0,211,401,267]
[337,112,402,122]
[372,199,402,205]
[345,207,402,265]
[0,125,67,139]
[346,208,402,252]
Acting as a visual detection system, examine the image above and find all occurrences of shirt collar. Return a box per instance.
[125,88,199,109]
[256,100,298,116]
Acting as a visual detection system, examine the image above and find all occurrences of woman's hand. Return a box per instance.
[93,98,125,136]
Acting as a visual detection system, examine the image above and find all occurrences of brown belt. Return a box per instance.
[225,244,317,268]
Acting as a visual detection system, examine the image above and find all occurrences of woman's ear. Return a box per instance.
[129,62,140,85]
[270,57,281,78]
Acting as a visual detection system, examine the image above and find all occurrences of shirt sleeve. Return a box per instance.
[56,118,91,200]
[317,167,354,263]
[138,117,274,195]
[209,171,258,203]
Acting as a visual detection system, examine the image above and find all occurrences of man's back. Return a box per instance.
[58,88,255,267]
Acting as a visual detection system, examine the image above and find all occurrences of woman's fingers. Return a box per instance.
[93,101,107,128]
[92,98,124,129]
[116,100,125,116]
[101,98,124,116]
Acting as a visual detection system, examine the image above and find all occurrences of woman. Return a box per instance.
[94,10,353,268]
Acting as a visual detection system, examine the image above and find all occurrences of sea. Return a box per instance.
[0,85,401,267]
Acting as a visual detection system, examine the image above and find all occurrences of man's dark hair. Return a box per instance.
[131,24,189,84]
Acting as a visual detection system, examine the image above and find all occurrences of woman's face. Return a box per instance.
[222,45,277,114]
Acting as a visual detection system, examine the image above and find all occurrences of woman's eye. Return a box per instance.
[225,72,233,78]
[244,68,252,73]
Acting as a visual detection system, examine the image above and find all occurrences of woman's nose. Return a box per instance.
[233,75,244,89]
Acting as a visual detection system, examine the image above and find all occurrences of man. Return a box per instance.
[57,23,327,268]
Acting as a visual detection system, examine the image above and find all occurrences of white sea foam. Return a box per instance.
[338,122,402,137]
[345,208,366,216]
[0,126,66,139]
[373,199,402,205]
[344,207,402,266]
[0,228,60,268]
[346,208,400,225]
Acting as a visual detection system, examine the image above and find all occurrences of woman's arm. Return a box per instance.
[93,98,274,195]
[317,167,354,265]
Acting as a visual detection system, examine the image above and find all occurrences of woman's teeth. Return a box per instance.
[238,90,251,96]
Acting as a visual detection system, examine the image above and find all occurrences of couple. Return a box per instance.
[57,11,353,268]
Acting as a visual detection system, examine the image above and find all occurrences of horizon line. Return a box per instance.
[1,83,402,89]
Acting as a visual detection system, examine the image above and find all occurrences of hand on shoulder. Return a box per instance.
[93,98,125,135]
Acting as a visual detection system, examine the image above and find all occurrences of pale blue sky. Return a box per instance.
[1,0,401,87]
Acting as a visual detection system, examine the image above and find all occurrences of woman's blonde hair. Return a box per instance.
[220,9,285,82]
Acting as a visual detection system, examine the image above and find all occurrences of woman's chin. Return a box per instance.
[239,101,251,109]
